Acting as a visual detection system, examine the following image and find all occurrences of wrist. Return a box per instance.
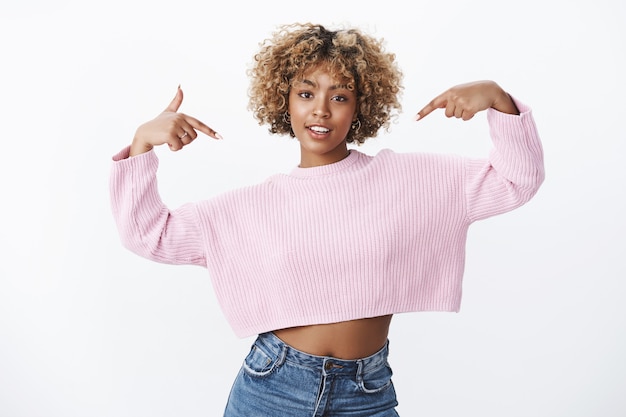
[491,85,520,115]
[129,139,153,157]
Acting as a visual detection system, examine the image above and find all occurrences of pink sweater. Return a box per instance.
[110,102,544,338]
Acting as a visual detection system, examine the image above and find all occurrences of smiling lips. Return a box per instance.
[308,125,331,134]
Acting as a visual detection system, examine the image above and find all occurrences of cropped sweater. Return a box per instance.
[110,101,544,338]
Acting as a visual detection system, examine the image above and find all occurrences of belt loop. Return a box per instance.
[277,343,288,367]
[356,359,364,384]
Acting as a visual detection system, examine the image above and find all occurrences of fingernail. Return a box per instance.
[215,132,223,140]
[414,114,421,121]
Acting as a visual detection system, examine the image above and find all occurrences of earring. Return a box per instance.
[283,112,291,123]
[351,118,361,132]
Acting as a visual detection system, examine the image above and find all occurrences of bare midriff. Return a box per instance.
[272,315,393,360]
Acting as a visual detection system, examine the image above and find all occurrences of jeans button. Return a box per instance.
[324,361,333,371]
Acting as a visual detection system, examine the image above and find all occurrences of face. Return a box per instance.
[288,66,358,168]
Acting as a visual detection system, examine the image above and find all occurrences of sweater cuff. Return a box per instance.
[487,95,532,124]
[111,146,159,171]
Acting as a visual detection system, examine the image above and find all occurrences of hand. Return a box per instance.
[415,80,519,122]
[130,86,222,156]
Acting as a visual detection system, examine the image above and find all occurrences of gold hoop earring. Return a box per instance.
[351,119,361,132]
[283,112,291,123]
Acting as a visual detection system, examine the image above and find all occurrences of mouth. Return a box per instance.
[307,125,331,135]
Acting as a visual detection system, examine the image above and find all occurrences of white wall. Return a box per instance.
[1,0,624,416]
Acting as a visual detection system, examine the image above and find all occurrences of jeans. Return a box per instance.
[223,332,400,417]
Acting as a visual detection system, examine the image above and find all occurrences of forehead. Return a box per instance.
[293,63,354,86]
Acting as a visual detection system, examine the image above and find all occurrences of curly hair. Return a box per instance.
[247,23,403,144]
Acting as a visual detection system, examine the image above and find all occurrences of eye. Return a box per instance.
[332,95,348,102]
[297,91,313,99]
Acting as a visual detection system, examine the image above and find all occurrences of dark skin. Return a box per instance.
[129,80,519,360]
[273,316,393,359]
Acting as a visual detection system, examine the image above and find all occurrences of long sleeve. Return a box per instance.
[465,99,545,222]
[109,146,207,267]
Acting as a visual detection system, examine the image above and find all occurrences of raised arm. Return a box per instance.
[110,87,222,266]
[415,80,544,221]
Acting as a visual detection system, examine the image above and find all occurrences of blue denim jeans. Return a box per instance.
[223,332,400,416]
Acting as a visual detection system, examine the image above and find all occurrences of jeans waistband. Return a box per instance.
[256,332,390,375]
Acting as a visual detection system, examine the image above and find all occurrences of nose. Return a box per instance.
[312,98,330,118]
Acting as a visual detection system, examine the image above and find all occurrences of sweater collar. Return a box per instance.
[289,149,361,178]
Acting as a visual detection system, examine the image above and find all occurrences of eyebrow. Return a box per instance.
[296,79,351,90]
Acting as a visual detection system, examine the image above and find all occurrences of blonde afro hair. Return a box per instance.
[247,23,403,144]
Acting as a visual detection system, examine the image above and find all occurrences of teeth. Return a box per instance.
[309,126,329,133]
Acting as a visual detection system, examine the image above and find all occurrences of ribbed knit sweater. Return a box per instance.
[110,101,544,338]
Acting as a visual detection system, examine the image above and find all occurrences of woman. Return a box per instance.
[110,23,544,416]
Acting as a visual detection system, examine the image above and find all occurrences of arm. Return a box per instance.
[416,81,545,221]
[465,99,544,221]
[110,87,222,265]
[110,148,209,266]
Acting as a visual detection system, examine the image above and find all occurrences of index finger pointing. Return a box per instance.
[415,96,447,121]
[185,115,223,140]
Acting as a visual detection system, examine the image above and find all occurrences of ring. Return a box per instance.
[180,132,188,139]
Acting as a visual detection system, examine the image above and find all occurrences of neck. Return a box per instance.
[299,146,350,168]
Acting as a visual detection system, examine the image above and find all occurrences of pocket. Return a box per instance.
[242,343,282,377]
[358,362,394,394]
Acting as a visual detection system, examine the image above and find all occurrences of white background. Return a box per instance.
[1,0,625,416]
